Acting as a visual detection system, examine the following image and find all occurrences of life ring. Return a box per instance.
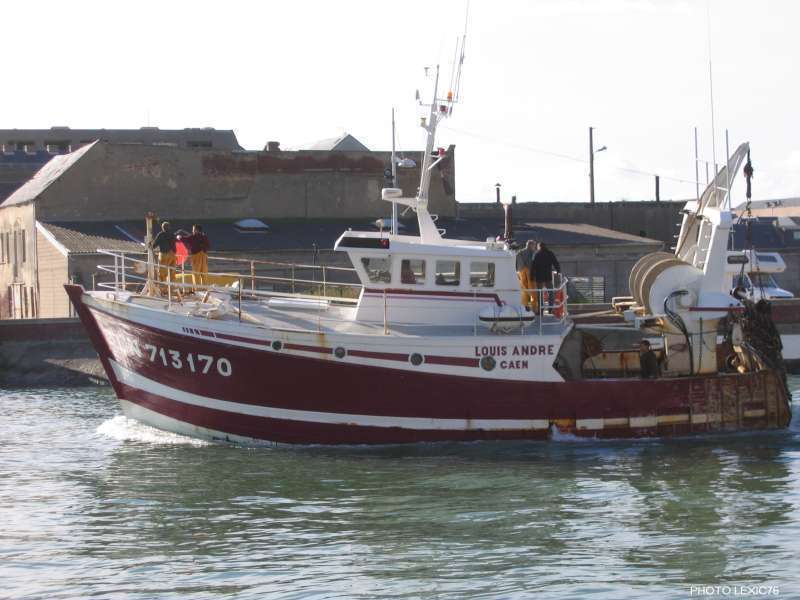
[553,288,565,318]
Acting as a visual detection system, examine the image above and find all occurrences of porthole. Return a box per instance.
[480,356,496,371]
[334,347,346,359]
[410,353,423,366]
[272,340,283,351]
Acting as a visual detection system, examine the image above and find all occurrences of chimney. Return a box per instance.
[265,141,281,152]
[504,203,513,241]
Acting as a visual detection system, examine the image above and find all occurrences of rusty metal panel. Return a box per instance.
[739,372,767,428]
[765,375,778,427]
[703,376,723,431]
[737,376,752,428]
[720,376,739,428]
[762,371,777,428]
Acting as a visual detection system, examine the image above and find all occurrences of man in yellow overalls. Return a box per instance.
[516,240,537,311]
[179,224,210,287]
[151,221,177,291]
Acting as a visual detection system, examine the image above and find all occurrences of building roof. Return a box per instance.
[729,219,797,250]
[1,127,243,151]
[37,217,662,254]
[38,221,144,254]
[514,222,662,245]
[734,197,800,217]
[434,219,662,246]
[306,134,370,152]
[1,142,97,208]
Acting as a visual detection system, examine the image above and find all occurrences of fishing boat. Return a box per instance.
[66,67,791,444]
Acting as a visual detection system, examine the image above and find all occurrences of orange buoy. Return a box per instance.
[553,288,565,318]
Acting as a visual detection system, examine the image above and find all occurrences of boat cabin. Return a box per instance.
[334,230,524,325]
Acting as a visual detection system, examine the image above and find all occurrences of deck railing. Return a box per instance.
[94,250,569,335]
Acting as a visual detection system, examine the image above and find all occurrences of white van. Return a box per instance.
[726,251,795,301]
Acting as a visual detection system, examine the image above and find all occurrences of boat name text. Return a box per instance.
[474,344,555,357]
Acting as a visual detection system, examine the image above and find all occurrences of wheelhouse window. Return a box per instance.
[750,272,778,288]
[361,256,392,284]
[469,261,495,287]
[400,259,425,285]
[435,260,460,286]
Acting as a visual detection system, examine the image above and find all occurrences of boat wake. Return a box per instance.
[548,424,593,443]
[96,415,210,446]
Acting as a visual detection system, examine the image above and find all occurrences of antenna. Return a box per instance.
[694,127,700,201]
[452,0,470,104]
[706,1,717,176]
[725,129,732,210]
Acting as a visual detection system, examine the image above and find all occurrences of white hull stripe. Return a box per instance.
[574,412,737,430]
[110,360,550,431]
[363,293,497,303]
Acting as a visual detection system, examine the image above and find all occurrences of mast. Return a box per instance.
[380,25,466,244]
[412,65,447,243]
[417,65,441,208]
[391,108,398,236]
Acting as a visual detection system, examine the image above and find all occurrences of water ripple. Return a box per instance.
[0,379,799,599]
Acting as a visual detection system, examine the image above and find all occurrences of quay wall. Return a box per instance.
[0,318,107,387]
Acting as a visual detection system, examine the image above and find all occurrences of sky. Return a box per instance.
[3,0,799,206]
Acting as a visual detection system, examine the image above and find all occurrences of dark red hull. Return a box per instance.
[66,285,792,445]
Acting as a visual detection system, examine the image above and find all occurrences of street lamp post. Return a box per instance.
[588,126,607,205]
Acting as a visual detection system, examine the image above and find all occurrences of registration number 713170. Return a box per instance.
[141,343,232,377]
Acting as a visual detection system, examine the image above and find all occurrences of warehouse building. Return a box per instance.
[0,127,243,202]
[0,136,457,318]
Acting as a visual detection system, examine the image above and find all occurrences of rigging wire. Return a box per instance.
[440,124,699,186]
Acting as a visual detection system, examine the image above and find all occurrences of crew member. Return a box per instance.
[151,221,177,287]
[516,240,536,311]
[531,242,560,313]
[178,224,210,287]
[639,340,660,379]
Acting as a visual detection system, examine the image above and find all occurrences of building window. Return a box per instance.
[45,141,70,154]
[233,218,269,233]
[13,141,36,152]
[361,257,392,284]
[400,259,425,285]
[435,260,460,286]
[187,140,212,148]
[469,261,495,287]
[569,276,605,303]
[20,230,25,263]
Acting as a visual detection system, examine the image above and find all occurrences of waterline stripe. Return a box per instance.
[110,360,550,431]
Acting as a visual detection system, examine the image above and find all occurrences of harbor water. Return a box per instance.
[2,379,800,599]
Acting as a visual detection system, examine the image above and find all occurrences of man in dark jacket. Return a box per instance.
[150,221,177,285]
[639,340,660,378]
[178,224,210,286]
[531,242,560,313]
